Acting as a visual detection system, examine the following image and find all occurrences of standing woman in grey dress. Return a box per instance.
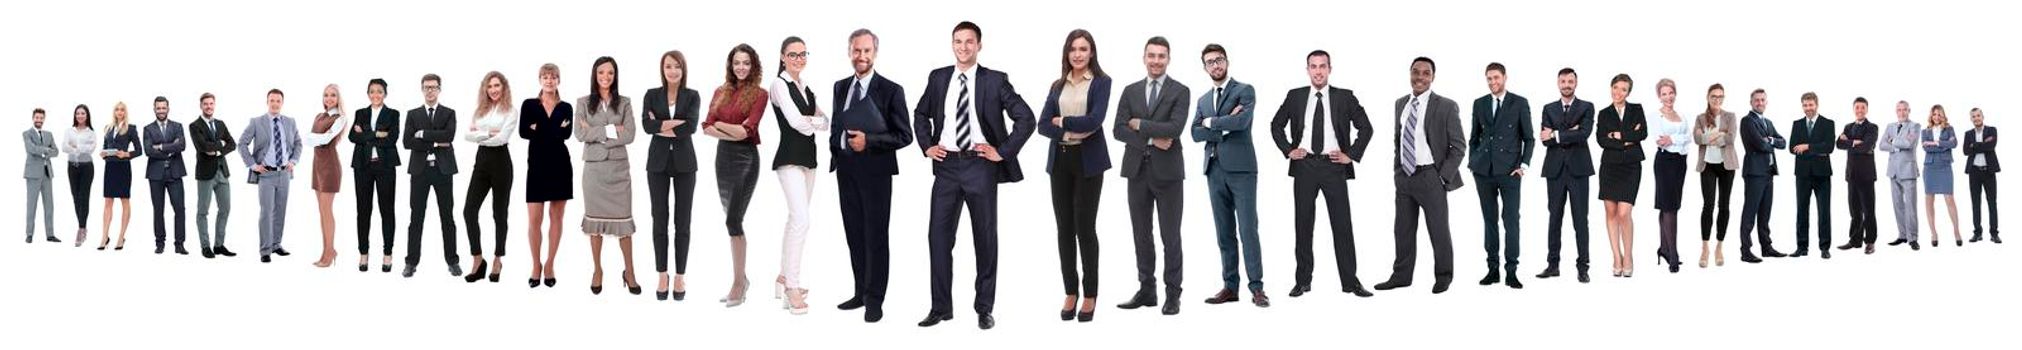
[1922,105,1962,247]
[576,56,640,295]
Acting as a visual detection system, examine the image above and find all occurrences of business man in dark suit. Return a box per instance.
[831,28,914,324]
[1738,89,1789,263]
[1375,57,1465,294]
[1837,98,1881,254]
[353,79,403,272]
[1788,92,1836,259]
[1113,36,1191,315]
[1963,108,2000,243]
[403,74,461,278]
[1190,44,1268,308]
[143,97,190,255]
[1270,50,1376,299]
[189,94,237,257]
[1537,68,1596,283]
[1469,63,1532,289]
[912,21,1033,330]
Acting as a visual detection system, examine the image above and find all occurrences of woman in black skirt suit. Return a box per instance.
[522,63,575,288]
[1596,73,1646,278]
[98,102,142,250]
[1649,79,1693,273]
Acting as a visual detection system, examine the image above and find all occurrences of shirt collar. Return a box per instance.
[1412,90,1432,104]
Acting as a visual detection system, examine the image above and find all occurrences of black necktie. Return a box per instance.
[1309,92,1325,154]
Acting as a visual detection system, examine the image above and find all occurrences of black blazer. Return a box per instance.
[350,106,402,171]
[829,73,914,176]
[642,87,701,174]
[772,80,820,169]
[1270,86,1373,179]
[1788,115,1836,177]
[188,117,235,181]
[1740,111,1788,177]
[1113,78,1191,182]
[1964,125,2000,173]
[1468,93,1534,177]
[403,105,458,176]
[916,66,1036,183]
[1838,119,1879,182]
[1596,103,1649,164]
[1540,99,1596,179]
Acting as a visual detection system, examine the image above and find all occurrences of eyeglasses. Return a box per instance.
[785,52,809,60]
[1709,95,1726,99]
[422,86,441,91]
[1203,57,1228,66]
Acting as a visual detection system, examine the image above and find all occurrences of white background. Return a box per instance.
[3,0,2016,348]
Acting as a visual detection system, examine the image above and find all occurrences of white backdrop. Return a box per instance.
[4,0,2016,348]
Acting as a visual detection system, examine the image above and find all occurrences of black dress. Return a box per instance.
[521,98,575,202]
[1596,103,1647,203]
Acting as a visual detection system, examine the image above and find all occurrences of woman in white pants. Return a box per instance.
[768,36,826,315]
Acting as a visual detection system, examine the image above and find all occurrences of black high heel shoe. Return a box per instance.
[544,278,557,288]
[464,259,489,283]
[488,259,503,283]
[1061,296,1079,321]
[528,278,541,288]
[624,270,642,295]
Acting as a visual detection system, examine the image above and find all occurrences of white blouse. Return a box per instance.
[463,108,518,147]
[1651,111,1693,155]
[62,126,98,163]
[769,72,828,137]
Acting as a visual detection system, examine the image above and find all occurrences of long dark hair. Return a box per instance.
[777,36,804,78]
[587,56,621,113]
[714,44,764,111]
[1052,29,1106,91]
[73,104,92,129]
[661,50,688,92]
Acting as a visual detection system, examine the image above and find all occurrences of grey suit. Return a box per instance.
[1113,77,1190,298]
[24,128,60,240]
[143,120,189,249]
[1881,120,1921,243]
[1385,92,1465,288]
[239,114,302,257]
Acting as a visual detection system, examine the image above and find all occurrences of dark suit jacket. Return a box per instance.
[829,73,914,176]
[1035,76,1112,178]
[1113,78,1191,182]
[1270,86,1373,179]
[403,105,458,176]
[142,120,187,180]
[1597,103,1649,164]
[1394,92,1466,191]
[1837,119,1879,182]
[642,87,701,173]
[1740,111,1788,177]
[1190,79,1259,175]
[188,117,235,181]
[1965,126,2000,174]
[916,66,1036,183]
[1788,115,1836,177]
[1540,98,1596,180]
[1469,93,1534,177]
[350,106,402,171]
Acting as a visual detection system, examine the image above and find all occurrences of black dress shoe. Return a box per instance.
[261,255,272,263]
[401,265,418,278]
[1536,267,1561,279]
[1970,235,1983,243]
[1116,292,1157,309]
[864,307,884,323]
[917,312,953,327]
[1479,271,1501,286]
[1865,246,1877,255]
[359,263,369,272]
[155,246,165,254]
[273,248,290,256]
[1838,242,1862,250]
[447,264,463,277]
[1343,285,1374,297]
[201,247,215,259]
[1431,280,1452,294]
[1789,249,1809,258]
[1762,249,1786,258]
[1888,239,1906,246]
[1909,241,1920,250]
[1740,254,1763,263]
[1821,250,1832,260]
[1992,235,2003,244]
[1250,292,1270,308]
[1204,289,1238,304]
[174,246,188,255]
[1161,296,1181,315]
[1505,277,1524,289]
[1576,271,1590,283]
[1288,284,1311,297]
[838,298,865,310]
[978,313,995,330]
[1373,280,1411,291]
[214,246,237,257]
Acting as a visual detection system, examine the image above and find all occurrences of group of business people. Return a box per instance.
[19,22,2004,331]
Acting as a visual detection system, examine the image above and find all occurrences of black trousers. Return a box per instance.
[1794,174,1832,252]
[837,163,892,311]
[1739,175,1778,255]
[1293,163,1360,289]
[149,178,186,247]
[69,162,94,228]
[1127,176,1183,296]
[1699,167,1735,241]
[1388,165,1453,284]
[1847,179,1879,246]
[462,146,512,257]
[927,154,1000,315]
[1968,171,2000,238]
[1475,173,1521,273]
[1545,175,1592,271]
[646,169,696,273]
[355,167,398,256]
[1051,146,1102,298]
[406,169,456,267]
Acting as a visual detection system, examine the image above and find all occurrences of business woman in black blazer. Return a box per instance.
[1035,29,1111,323]
[1595,74,1646,278]
[351,79,403,273]
[642,50,701,301]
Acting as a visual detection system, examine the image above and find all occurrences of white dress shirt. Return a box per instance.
[63,126,98,163]
[462,108,517,147]
[770,71,828,137]
[1652,112,1693,154]
[1405,90,1434,166]
[938,65,988,151]
[1303,86,1338,153]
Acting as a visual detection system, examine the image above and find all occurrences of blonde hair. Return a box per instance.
[1929,105,1948,127]
[109,101,130,135]
[323,84,344,112]
[475,71,513,119]
[1656,78,1677,95]
[538,63,561,100]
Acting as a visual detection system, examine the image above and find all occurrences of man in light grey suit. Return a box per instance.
[24,108,61,243]
[1375,57,1466,295]
[143,96,190,255]
[239,89,303,262]
[1880,100,1922,250]
[1113,36,1191,315]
